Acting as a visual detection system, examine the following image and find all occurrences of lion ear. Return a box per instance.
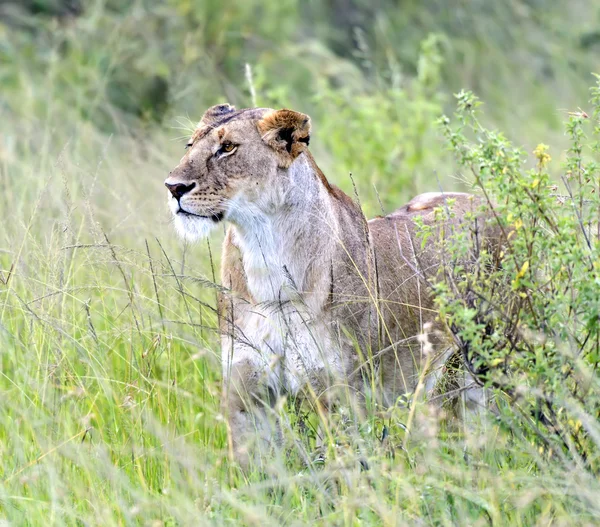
[257,109,311,166]
[199,103,236,126]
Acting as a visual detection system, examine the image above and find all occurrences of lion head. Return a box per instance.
[164,104,311,240]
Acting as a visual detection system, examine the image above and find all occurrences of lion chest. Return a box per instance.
[238,306,345,395]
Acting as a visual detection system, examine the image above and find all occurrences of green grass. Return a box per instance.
[2,1,600,524]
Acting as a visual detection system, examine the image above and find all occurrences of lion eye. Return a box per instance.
[221,142,236,153]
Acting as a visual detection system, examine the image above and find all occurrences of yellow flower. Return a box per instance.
[516,261,529,279]
[533,143,551,169]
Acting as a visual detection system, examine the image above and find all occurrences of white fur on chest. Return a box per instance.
[234,215,291,304]
[234,305,342,395]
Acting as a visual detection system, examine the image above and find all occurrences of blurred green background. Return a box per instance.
[3,0,599,219]
[1,1,600,524]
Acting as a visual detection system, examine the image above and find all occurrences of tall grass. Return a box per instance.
[2,1,600,524]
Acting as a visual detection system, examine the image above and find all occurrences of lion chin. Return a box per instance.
[172,211,220,241]
[168,194,223,241]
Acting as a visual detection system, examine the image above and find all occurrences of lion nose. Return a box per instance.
[165,181,196,200]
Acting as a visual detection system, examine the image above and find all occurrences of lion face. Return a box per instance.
[165,104,311,240]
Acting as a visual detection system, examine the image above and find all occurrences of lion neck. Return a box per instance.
[228,152,339,309]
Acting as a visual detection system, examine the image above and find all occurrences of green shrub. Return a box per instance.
[433,76,600,475]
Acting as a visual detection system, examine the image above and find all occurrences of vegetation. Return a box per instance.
[1,1,600,524]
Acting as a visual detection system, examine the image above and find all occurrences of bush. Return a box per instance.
[433,76,600,476]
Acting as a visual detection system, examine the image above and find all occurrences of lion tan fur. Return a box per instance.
[165,104,496,466]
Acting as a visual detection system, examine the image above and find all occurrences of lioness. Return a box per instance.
[165,104,492,466]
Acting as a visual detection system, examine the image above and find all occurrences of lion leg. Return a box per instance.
[459,369,490,421]
[424,347,494,426]
[222,347,282,470]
